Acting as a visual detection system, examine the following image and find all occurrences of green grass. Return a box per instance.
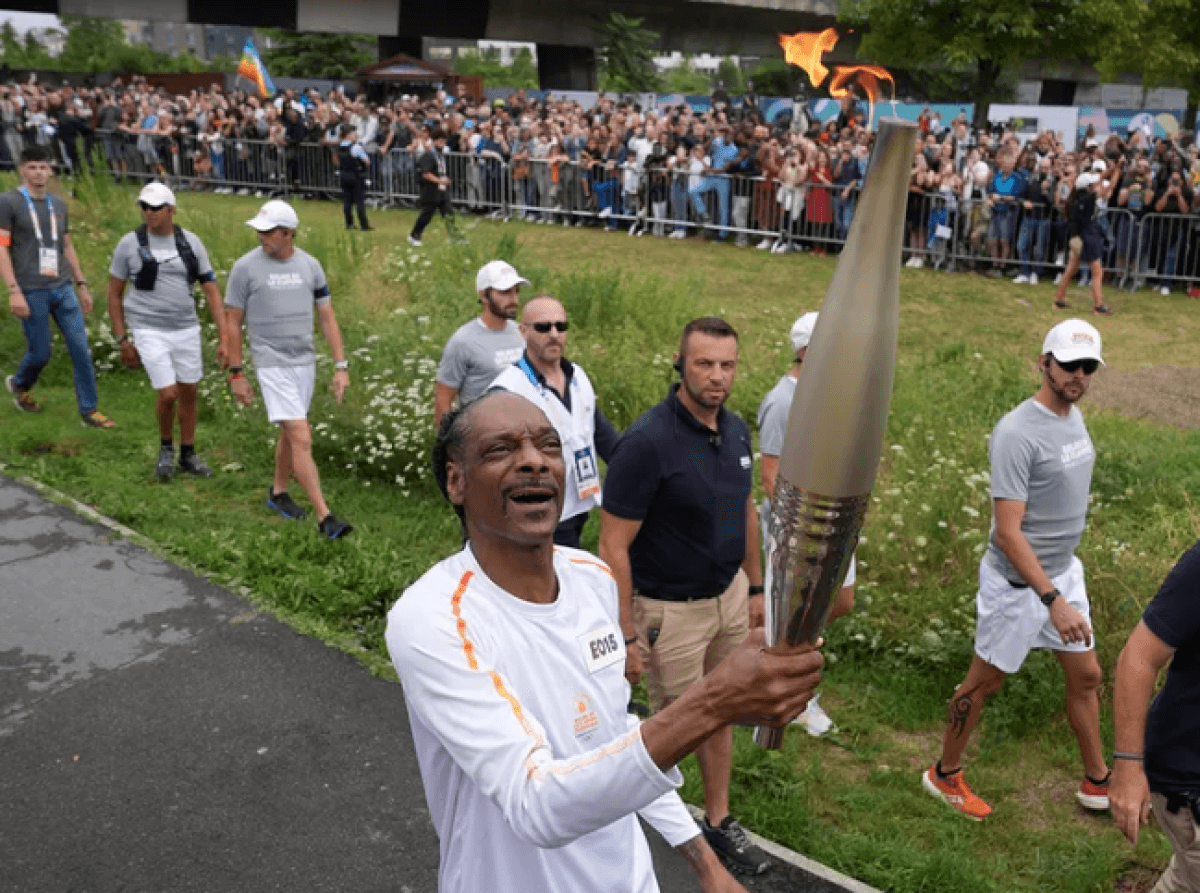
[2,180,1192,891]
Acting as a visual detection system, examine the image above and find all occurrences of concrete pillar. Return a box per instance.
[537,44,596,91]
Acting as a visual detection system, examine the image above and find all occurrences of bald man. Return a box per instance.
[490,296,620,548]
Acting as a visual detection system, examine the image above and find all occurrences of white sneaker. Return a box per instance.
[1029,273,1038,285]
[757,238,773,250]
[1013,274,1029,284]
[599,207,612,218]
[669,229,686,239]
[904,256,918,268]
[407,235,422,247]
[791,694,835,737]
[1160,286,1170,296]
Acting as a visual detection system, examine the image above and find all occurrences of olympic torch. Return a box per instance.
[755,118,915,748]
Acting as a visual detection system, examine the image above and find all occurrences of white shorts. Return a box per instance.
[131,326,203,390]
[257,364,316,424]
[974,555,1091,674]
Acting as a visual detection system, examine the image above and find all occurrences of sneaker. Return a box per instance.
[1160,286,1170,296]
[921,764,993,820]
[1013,274,1029,284]
[155,445,175,482]
[1030,273,1039,285]
[6,375,41,413]
[701,815,771,875]
[1076,775,1110,812]
[757,238,773,250]
[178,453,213,477]
[80,410,115,429]
[266,488,307,520]
[1093,304,1114,316]
[791,693,835,737]
[407,235,422,247]
[1054,273,1063,285]
[598,207,611,218]
[318,513,353,540]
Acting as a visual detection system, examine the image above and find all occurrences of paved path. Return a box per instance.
[0,474,866,893]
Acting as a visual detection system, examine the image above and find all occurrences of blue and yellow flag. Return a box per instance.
[236,38,276,99]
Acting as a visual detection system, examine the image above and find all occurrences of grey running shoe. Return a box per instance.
[701,815,771,875]
[178,453,213,477]
[155,445,175,482]
[266,488,307,520]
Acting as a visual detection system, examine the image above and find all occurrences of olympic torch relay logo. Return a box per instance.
[779,29,896,126]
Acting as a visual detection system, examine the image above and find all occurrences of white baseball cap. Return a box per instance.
[137,182,175,208]
[475,259,529,293]
[1091,158,1107,172]
[1075,172,1099,190]
[789,312,819,352]
[1042,319,1105,365]
[246,199,300,231]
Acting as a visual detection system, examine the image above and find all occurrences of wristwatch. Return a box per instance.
[334,360,349,371]
[1040,588,1060,608]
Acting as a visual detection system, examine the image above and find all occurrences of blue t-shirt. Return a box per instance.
[989,170,1026,213]
[603,385,754,600]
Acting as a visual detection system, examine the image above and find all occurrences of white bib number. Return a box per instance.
[579,623,623,674]
[38,247,57,277]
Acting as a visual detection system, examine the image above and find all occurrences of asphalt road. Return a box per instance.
[0,473,860,893]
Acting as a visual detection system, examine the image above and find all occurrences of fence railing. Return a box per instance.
[9,128,1195,293]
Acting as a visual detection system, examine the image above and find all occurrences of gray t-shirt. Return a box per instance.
[0,188,70,291]
[110,228,214,332]
[224,246,330,370]
[757,373,797,457]
[985,398,1095,580]
[437,318,524,404]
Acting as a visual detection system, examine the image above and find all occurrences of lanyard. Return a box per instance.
[517,356,575,436]
[18,186,56,249]
[434,150,446,178]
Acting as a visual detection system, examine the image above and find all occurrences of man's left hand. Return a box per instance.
[1110,760,1153,845]
[331,369,350,403]
[77,284,92,314]
[748,593,765,629]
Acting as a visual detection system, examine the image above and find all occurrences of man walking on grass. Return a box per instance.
[224,200,353,540]
[107,182,230,481]
[2,145,114,428]
[923,319,1110,819]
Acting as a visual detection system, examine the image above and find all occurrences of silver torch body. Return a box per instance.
[754,118,915,749]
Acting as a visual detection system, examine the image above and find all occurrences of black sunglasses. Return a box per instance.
[139,203,169,211]
[530,321,569,333]
[1054,357,1099,375]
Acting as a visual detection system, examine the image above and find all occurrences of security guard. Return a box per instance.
[337,124,371,231]
[106,182,230,480]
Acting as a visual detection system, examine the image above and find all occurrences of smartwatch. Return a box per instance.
[1040,588,1060,608]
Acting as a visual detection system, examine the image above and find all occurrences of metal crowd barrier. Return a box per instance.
[1131,212,1200,293]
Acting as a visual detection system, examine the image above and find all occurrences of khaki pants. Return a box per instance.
[633,570,750,711]
[1152,793,1200,893]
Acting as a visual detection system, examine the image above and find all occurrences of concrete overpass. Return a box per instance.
[33,0,841,88]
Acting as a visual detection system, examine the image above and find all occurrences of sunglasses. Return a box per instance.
[139,203,169,211]
[530,321,568,334]
[1055,357,1099,375]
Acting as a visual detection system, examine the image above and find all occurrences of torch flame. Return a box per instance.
[779,30,897,127]
[778,28,839,89]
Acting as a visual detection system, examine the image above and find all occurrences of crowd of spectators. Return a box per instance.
[3,74,1200,293]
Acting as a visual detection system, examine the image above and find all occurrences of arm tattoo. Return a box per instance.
[677,835,712,873]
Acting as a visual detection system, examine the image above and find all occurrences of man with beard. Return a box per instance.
[923,319,1109,820]
[599,318,772,876]
[387,389,823,893]
[434,260,527,428]
[490,295,620,549]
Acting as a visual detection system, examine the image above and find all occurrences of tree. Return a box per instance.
[1094,0,1200,127]
[261,30,375,79]
[838,0,1124,123]
[597,12,661,93]
[58,16,127,73]
[454,46,538,90]
[661,57,711,95]
[716,58,745,95]
[0,19,54,69]
[747,59,796,98]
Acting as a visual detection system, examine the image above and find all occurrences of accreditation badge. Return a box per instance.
[38,247,58,277]
[573,446,600,500]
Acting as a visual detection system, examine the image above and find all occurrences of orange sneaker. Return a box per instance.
[1076,775,1110,812]
[922,764,993,820]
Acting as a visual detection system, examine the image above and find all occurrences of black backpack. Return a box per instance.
[133,225,201,291]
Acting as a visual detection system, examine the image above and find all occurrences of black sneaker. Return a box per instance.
[318,513,353,540]
[266,488,307,520]
[178,453,213,477]
[701,815,771,875]
[155,445,175,482]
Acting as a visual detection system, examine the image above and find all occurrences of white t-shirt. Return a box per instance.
[386,546,698,893]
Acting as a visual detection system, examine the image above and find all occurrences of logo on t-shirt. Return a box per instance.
[266,272,304,290]
[1061,437,1094,468]
[494,346,523,368]
[572,692,600,740]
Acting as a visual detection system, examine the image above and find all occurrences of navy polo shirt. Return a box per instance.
[603,384,754,600]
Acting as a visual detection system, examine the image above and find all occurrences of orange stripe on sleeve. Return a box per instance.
[450,571,478,669]
[568,556,615,579]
